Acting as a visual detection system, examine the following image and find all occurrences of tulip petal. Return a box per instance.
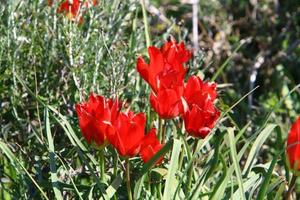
[140,128,163,163]
[287,117,300,171]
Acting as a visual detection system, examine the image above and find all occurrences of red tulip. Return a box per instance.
[57,0,96,22]
[287,117,300,171]
[107,111,146,157]
[184,75,217,106]
[48,0,53,6]
[57,0,81,19]
[183,76,220,138]
[136,40,191,93]
[139,128,163,163]
[150,87,184,119]
[183,100,220,138]
[75,93,119,146]
[160,40,192,69]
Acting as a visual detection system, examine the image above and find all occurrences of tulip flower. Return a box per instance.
[183,100,220,138]
[75,93,119,146]
[57,0,81,19]
[57,0,96,22]
[160,40,192,70]
[286,117,300,172]
[48,0,53,6]
[184,75,217,106]
[136,40,191,93]
[183,76,220,138]
[107,111,147,157]
[149,87,184,119]
[139,128,163,163]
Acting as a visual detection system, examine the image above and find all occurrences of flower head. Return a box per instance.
[75,93,119,146]
[57,0,81,19]
[136,40,191,93]
[287,117,300,172]
[139,128,163,164]
[150,87,184,119]
[107,111,146,157]
[183,76,220,138]
[57,0,96,22]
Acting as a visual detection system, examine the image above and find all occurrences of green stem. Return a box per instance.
[158,118,163,142]
[178,149,184,171]
[161,120,166,144]
[157,180,162,199]
[113,150,118,200]
[285,174,297,200]
[113,150,118,178]
[125,158,133,200]
[100,150,105,182]
[186,140,199,191]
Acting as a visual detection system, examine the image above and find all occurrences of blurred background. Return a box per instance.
[146,0,300,126]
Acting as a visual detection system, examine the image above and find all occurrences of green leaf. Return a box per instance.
[232,172,260,199]
[243,124,277,176]
[45,108,63,200]
[227,127,246,200]
[0,140,49,200]
[104,174,123,200]
[134,174,146,200]
[211,137,250,200]
[163,139,182,200]
[274,182,286,200]
[256,153,279,200]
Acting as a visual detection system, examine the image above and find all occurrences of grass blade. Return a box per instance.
[140,0,151,47]
[211,38,249,81]
[163,139,182,200]
[103,174,123,200]
[45,108,63,200]
[256,153,279,200]
[0,141,49,200]
[227,127,246,200]
[243,124,277,176]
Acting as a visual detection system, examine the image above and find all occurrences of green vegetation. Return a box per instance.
[0,0,300,199]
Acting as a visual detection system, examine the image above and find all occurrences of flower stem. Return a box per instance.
[285,174,297,200]
[125,158,133,200]
[187,140,199,191]
[100,150,105,182]
[159,118,163,142]
[161,120,166,144]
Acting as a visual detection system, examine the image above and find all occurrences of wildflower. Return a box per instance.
[107,111,147,157]
[57,0,81,20]
[182,76,220,138]
[57,0,96,22]
[286,117,300,172]
[136,40,191,93]
[139,128,163,163]
[137,40,191,119]
[149,87,184,119]
[75,93,119,147]
[48,0,53,6]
